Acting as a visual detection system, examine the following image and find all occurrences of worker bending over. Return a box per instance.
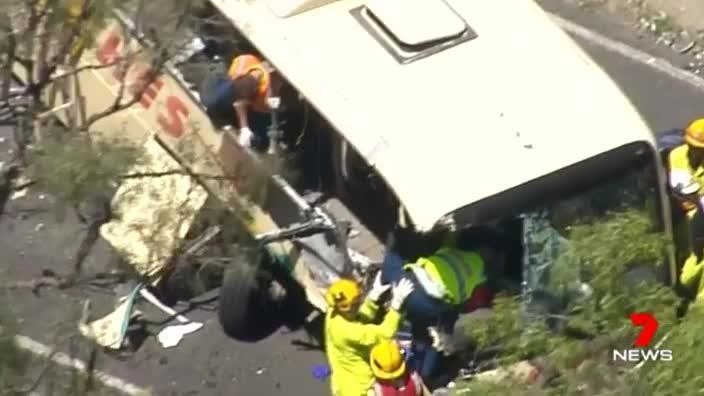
[668,118,704,304]
[325,274,415,396]
[381,226,492,382]
[203,53,281,149]
[368,340,426,396]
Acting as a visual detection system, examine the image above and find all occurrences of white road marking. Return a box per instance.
[14,335,149,396]
[549,13,704,91]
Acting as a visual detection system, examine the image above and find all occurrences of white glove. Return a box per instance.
[678,180,701,195]
[390,278,414,311]
[367,272,391,302]
[238,127,254,147]
[267,96,281,110]
[428,325,451,354]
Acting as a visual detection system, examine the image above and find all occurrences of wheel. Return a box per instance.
[218,260,283,342]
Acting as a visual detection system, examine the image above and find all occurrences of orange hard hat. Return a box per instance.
[685,119,704,148]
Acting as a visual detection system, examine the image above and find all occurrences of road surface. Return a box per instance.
[1,5,704,396]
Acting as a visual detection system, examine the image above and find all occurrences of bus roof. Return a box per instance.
[210,0,655,231]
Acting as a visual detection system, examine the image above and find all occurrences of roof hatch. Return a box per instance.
[351,0,477,64]
[365,0,466,46]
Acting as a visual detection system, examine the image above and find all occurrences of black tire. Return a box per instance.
[218,262,282,342]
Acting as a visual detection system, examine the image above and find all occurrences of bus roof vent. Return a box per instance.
[351,0,477,64]
[364,0,466,46]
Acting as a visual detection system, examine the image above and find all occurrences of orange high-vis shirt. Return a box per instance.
[227,54,271,112]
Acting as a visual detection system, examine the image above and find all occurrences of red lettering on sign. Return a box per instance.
[96,31,123,65]
[125,64,163,107]
[139,80,164,108]
[157,96,189,138]
[94,28,190,140]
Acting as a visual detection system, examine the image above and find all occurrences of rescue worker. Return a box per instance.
[39,0,92,62]
[668,118,704,304]
[368,340,425,396]
[325,274,415,396]
[380,226,491,382]
[203,53,281,149]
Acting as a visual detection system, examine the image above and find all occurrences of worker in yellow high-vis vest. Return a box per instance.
[324,275,415,396]
[380,226,492,383]
[667,118,704,304]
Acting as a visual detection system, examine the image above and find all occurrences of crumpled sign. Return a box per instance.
[79,285,142,349]
[99,138,208,284]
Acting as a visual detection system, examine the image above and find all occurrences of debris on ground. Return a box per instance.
[311,364,331,381]
[156,322,203,348]
[9,187,27,200]
[139,288,204,348]
[79,286,144,350]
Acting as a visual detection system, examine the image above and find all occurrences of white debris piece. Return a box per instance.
[10,189,27,200]
[157,322,204,348]
[140,288,204,348]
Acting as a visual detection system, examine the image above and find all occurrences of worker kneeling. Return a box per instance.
[202,53,281,151]
[381,226,492,382]
[368,340,425,396]
[325,275,415,396]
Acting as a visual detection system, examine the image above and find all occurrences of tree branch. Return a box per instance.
[81,3,194,130]
[119,169,235,180]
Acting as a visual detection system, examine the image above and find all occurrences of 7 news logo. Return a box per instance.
[612,313,672,362]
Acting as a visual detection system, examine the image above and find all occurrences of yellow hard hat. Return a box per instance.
[370,340,407,380]
[685,119,704,148]
[66,0,88,21]
[325,279,361,312]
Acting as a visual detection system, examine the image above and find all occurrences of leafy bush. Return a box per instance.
[455,208,693,395]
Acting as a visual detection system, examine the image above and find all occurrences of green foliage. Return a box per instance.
[456,208,688,395]
[0,295,30,393]
[30,133,145,207]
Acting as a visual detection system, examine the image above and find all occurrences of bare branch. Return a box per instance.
[119,169,236,180]
[0,14,16,100]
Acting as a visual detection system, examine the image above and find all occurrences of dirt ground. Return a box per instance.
[634,0,704,33]
[570,0,704,34]
[550,0,704,75]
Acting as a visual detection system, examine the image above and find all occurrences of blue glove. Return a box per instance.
[312,364,331,381]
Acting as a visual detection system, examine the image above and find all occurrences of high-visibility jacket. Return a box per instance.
[681,252,704,304]
[325,299,402,396]
[669,144,704,302]
[227,54,271,112]
[407,247,486,306]
[668,144,704,215]
[369,372,424,396]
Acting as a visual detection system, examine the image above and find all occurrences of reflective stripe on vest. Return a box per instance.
[419,248,486,306]
[372,374,422,396]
